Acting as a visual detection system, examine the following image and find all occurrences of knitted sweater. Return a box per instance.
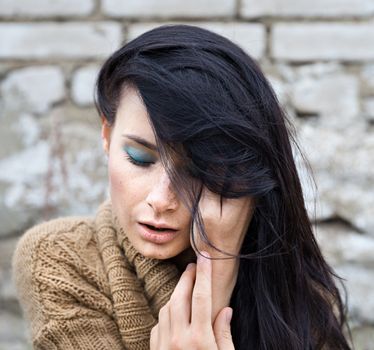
[12,200,196,349]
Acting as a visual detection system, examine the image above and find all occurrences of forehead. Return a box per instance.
[114,86,156,142]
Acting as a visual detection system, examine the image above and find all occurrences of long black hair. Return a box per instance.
[95,24,352,350]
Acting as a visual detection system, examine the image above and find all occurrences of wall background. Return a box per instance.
[0,0,373,349]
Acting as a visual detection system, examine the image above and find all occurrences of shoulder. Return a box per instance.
[12,215,97,285]
[12,215,128,348]
[12,215,113,324]
[13,215,94,251]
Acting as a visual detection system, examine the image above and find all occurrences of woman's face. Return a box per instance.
[102,86,254,260]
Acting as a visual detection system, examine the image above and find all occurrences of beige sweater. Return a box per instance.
[12,200,195,349]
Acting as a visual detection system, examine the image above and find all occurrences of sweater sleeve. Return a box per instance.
[12,218,125,350]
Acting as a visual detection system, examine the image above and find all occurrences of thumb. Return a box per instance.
[213,307,235,350]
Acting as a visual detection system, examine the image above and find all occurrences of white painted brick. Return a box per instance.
[335,265,374,323]
[0,0,94,17]
[103,0,236,18]
[195,22,265,60]
[241,0,374,18]
[361,65,374,94]
[127,22,266,59]
[71,65,100,106]
[292,62,343,79]
[291,72,359,128]
[1,66,65,114]
[266,75,290,106]
[272,23,374,61]
[0,23,121,59]
[363,98,374,122]
[316,224,374,266]
[296,123,374,226]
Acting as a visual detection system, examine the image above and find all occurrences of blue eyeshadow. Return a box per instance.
[124,145,155,162]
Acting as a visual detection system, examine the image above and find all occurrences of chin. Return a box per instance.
[140,250,174,260]
[134,241,182,260]
[143,252,168,260]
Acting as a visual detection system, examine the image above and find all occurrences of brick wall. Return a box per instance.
[0,1,373,349]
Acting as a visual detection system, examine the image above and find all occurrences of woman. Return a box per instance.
[13,24,352,349]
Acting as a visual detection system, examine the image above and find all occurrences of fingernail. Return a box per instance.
[226,308,233,324]
[186,263,195,271]
[198,251,210,262]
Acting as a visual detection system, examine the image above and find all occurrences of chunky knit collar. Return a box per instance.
[94,200,195,349]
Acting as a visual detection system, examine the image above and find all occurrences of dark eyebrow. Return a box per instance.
[122,134,158,151]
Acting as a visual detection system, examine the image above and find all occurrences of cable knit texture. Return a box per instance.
[12,200,191,349]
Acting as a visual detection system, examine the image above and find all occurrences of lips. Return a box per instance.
[140,221,177,231]
[143,224,171,232]
[137,223,179,244]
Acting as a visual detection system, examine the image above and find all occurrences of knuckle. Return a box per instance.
[169,335,183,350]
[150,324,158,337]
[190,337,210,350]
[169,297,178,311]
[220,329,233,341]
[171,275,191,299]
[190,337,199,349]
[169,293,179,305]
[159,304,168,317]
[193,327,206,343]
[151,323,158,336]
[190,328,205,342]
[193,291,209,302]
[169,293,186,309]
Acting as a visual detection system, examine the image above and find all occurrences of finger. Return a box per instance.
[150,324,158,350]
[169,263,196,334]
[157,303,171,349]
[213,307,235,350]
[191,251,212,327]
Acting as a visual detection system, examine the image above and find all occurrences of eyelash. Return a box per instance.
[125,154,154,167]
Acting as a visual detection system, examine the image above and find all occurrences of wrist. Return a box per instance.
[211,258,239,322]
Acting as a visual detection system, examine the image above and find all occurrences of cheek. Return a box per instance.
[107,152,148,208]
[107,155,140,226]
[108,156,125,194]
[107,153,138,205]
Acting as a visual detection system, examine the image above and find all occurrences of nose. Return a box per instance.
[146,168,179,214]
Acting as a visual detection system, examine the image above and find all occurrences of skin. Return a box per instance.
[151,253,235,350]
[101,86,254,348]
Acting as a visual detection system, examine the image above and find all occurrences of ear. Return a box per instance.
[101,116,111,155]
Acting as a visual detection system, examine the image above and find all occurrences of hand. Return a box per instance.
[192,188,254,322]
[150,252,235,350]
[192,188,253,258]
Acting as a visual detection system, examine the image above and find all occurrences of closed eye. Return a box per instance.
[125,154,154,167]
[123,145,156,167]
